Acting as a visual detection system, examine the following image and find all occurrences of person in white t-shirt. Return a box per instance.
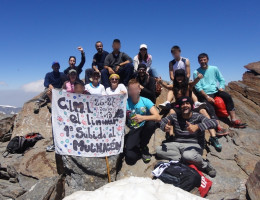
[106,74,127,95]
[85,71,106,95]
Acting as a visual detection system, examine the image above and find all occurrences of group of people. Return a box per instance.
[35,39,247,178]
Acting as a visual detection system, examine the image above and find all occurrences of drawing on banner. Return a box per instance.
[51,89,127,157]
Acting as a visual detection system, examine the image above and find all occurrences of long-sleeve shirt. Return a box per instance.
[137,75,156,103]
[160,112,217,144]
[92,51,109,71]
[104,51,133,70]
[133,54,152,72]
[64,52,86,77]
[44,71,65,88]
[193,65,225,94]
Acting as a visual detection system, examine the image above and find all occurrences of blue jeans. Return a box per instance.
[101,63,134,88]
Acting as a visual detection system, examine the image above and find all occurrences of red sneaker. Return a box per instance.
[216,126,229,136]
[230,120,247,128]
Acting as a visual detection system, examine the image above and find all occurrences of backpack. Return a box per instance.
[189,165,212,197]
[152,161,201,191]
[214,96,229,118]
[3,133,44,156]
[155,78,162,97]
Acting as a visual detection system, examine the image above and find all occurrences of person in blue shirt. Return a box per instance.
[85,41,109,84]
[193,53,246,128]
[34,62,66,113]
[125,79,160,165]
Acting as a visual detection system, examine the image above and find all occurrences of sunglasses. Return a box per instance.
[140,48,147,51]
[138,68,146,72]
[110,78,119,81]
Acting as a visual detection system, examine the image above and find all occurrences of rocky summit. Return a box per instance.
[0,62,259,200]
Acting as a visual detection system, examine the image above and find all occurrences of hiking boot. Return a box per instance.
[141,146,152,163]
[46,144,55,152]
[216,126,229,136]
[194,101,206,110]
[230,120,247,128]
[203,161,216,178]
[159,101,171,110]
[209,136,222,152]
[34,103,41,114]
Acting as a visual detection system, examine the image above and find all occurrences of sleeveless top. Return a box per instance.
[66,81,75,93]
[170,57,187,72]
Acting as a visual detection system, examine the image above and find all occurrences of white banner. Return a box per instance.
[51,89,127,157]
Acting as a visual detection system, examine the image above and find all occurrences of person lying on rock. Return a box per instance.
[125,79,160,165]
[193,53,247,128]
[34,62,66,113]
[105,74,127,95]
[156,96,217,178]
[135,64,156,103]
[64,46,86,79]
[158,69,226,152]
[85,41,109,84]
[102,39,134,89]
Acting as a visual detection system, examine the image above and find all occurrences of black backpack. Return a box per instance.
[153,161,201,191]
[3,133,44,156]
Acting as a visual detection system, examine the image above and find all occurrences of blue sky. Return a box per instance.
[0,0,259,106]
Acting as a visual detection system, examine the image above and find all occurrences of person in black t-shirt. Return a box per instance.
[85,41,109,84]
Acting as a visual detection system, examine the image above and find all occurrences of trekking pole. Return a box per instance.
[105,156,111,183]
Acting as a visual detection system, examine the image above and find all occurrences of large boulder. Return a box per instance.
[244,61,260,74]
[246,161,260,200]
[0,114,16,142]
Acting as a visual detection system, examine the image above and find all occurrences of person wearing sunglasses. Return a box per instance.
[133,44,155,77]
[106,74,127,95]
[85,71,106,95]
[136,64,156,103]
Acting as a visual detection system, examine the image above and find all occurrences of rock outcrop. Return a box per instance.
[0,61,259,199]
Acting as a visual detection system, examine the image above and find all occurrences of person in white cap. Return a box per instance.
[133,44,154,76]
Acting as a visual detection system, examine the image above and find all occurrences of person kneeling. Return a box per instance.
[125,79,160,165]
[156,96,217,178]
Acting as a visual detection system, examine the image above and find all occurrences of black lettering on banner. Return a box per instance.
[73,139,122,153]
[58,97,67,110]
[73,102,84,113]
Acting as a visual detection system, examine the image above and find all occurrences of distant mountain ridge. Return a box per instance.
[0,105,22,115]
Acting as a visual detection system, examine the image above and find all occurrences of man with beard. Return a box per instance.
[64,46,85,79]
[136,64,156,103]
[85,41,109,84]
[156,96,217,178]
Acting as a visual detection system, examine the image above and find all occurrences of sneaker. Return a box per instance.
[209,136,222,152]
[203,161,216,178]
[230,120,247,128]
[194,101,206,110]
[141,146,152,163]
[216,126,229,136]
[159,101,171,110]
[46,144,55,152]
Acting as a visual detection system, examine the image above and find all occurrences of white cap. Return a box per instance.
[139,44,148,49]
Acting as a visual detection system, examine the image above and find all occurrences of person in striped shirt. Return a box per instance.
[156,96,217,178]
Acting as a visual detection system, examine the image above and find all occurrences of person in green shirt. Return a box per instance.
[193,53,247,128]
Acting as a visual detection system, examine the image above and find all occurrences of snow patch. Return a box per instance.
[63,177,206,200]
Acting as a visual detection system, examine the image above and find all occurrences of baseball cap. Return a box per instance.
[177,96,193,107]
[68,69,77,74]
[139,44,147,49]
